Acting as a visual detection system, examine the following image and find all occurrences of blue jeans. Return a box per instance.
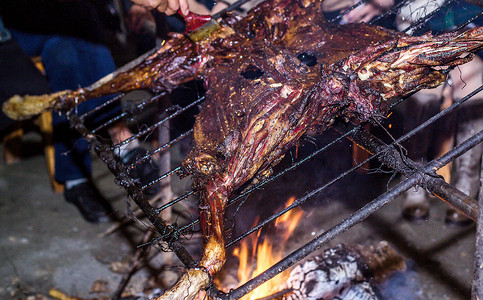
[11,30,118,182]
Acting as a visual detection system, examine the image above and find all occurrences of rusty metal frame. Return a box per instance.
[63,0,482,298]
[224,129,483,299]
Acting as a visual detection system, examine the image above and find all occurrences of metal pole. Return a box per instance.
[67,113,196,269]
[471,156,483,299]
[335,122,479,221]
[225,130,483,299]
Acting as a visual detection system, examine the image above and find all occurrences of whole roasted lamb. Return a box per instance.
[4,0,483,298]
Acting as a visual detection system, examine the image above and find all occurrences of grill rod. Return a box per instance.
[66,112,196,269]
[219,84,482,253]
[335,121,479,221]
[472,161,483,299]
[224,129,483,300]
[59,0,481,295]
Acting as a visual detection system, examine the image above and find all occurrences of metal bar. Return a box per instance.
[149,129,193,161]
[78,93,124,121]
[426,180,479,221]
[335,122,478,221]
[403,0,453,34]
[471,156,483,299]
[67,112,196,269]
[141,166,181,192]
[391,85,482,150]
[156,191,196,214]
[455,11,483,32]
[127,129,193,168]
[329,0,368,23]
[224,129,483,299]
[111,96,204,150]
[91,92,165,134]
[370,0,410,24]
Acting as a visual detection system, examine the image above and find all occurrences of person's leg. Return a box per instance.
[42,37,105,183]
[108,121,161,197]
[41,36,118,222]
[401,87,442,222]
[52,125,92,182]
[44,36,160,201]
[8,29,51,57]
[447,104,483,225]
[446,58,483,226]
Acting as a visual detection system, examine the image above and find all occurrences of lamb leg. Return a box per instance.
[2,34,205,120]
[162,26,483,300]
[153,175,229,300]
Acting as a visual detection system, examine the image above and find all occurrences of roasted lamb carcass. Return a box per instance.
[4,0,483,298]
[172,7,482,300]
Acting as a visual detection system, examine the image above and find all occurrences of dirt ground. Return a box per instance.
[0,129,478,299]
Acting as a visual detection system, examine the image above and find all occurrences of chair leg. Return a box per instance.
[2,126,23,165]
[38,112,64,193]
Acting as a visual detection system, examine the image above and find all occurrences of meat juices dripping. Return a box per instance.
[3,0,483,298]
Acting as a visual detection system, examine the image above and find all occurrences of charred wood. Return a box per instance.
[284,242,405,300]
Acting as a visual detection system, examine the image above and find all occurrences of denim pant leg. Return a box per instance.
[53,126,93,181]
[40,37,117,182]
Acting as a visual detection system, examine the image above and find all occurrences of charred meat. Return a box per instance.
[174,1,482,298]
[3,0,483,298]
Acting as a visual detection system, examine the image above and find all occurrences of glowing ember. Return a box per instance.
[233,196,304,299]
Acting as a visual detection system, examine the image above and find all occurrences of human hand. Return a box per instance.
[342,0,394,24]
[126,4,155,33]
[130,0,189,16]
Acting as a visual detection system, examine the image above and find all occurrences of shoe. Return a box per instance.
[64,181,112,223]
[445,208,473,227]
[402,205,429,222]
[402,187,429,223]
[122,147,161,196]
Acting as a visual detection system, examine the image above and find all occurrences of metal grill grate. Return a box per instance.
[63,0,483,298]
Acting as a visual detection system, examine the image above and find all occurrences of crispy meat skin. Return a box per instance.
[178,0,481,292]
[175,2,405,291]
[173,0,482,296]
[4,0,482,297]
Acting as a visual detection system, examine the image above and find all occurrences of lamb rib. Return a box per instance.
[175,27,482,300]
[3,0,483,298]
[174,6,482,299]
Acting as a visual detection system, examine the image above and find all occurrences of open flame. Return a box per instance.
[233,196,304,299]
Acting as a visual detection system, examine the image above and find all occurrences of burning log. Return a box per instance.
[219,196,305,299]
[284,242,406,300]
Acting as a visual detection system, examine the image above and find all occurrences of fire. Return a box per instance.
[233,196,304,299]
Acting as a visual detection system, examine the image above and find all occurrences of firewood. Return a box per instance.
[284,242,405,299]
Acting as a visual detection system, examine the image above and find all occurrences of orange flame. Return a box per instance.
[233,196,304,299]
